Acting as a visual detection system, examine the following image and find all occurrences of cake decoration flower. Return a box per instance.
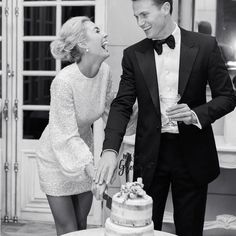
[117,177,146,201]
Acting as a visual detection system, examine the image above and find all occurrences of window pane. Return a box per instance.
[24,7,56,36]
[24,0,55,1]
[24,41,55,70]
[24,76,54,105]
[62,6,94,24]
[0,76,2,138]
[0,8,2,35]
[228,68,236,81]
[0,75,1,97]
[61,61,73,69]
[23,110,49,139]
[0,42,1,70]
[216,0,236,62]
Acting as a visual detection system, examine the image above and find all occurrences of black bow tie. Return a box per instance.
[153,35,175,55]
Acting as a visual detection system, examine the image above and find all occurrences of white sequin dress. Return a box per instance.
[36,62,113,196]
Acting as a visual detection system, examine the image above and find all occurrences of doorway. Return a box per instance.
[1,0,106,225]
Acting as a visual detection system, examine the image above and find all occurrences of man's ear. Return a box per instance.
[162,2,171,15]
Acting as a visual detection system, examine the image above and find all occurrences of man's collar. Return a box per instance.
[172,23,180,44]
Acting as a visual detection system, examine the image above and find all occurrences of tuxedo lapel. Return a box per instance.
[135,40,160,115]
[178,29,199,96]
[134,30,199,112]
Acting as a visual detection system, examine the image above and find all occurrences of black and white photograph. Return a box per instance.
[0,0,236,236]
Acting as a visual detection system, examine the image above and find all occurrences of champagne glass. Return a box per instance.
[160,94,181,129]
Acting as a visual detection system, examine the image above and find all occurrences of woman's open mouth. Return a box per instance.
[101,41,108,51]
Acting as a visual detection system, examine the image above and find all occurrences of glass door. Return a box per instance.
[1,0,13,224]
[0,0,2,223]
[1,0,106,225]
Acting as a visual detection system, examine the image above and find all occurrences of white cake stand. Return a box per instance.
[62,228,177,236]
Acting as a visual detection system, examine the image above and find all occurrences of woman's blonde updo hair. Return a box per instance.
[50,16,90,63]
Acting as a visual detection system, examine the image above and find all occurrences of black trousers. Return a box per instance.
[147,133,208,236]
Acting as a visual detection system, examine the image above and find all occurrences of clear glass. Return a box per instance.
[24,7,56,36]
[24,0,55,1]
[23,76,53,105]
[24,41,55,70]
[0,75,2,138]
[61,61,72,69]
[0,6,1,138]
[216,0,236,62]
[0,6,1,105]
[23,110,49,139]
[160,94,181,130]
[62,6,94,24]
[0,42,1,70]
[0,8,2,36]
[0,8,1,69]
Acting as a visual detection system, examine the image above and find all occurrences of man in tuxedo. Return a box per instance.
[95,0,236,235]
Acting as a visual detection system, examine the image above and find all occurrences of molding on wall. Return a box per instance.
[204,214,236,230]
[19,151,53,221]
[215,135,236,169]
[20,150,52,221]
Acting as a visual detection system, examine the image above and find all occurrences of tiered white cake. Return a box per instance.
[105,178,154,236]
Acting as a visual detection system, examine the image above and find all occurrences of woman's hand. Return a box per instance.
[85,163,95,181]
[92,181,107,200]
[85,163,107,200]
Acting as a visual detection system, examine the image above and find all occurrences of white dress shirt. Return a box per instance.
[154,24,201,133]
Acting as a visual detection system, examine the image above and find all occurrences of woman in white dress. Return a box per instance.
[37,16,111,235]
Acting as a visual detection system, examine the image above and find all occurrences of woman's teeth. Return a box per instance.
[102,42,108,51]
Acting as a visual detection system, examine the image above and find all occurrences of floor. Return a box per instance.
[1,222,56,236]
[162,223,236,236]
[1,221,236,236]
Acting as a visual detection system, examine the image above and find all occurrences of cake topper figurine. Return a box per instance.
[124,152,132,182]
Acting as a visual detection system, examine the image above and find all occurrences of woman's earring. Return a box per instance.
[86,48,89,53]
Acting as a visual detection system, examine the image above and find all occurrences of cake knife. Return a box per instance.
[103,192,112,210]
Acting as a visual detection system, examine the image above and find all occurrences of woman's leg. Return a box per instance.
[72,191,93,230]
[46,195,78,236]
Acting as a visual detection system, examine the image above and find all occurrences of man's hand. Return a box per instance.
[166,103,197,125]
[95,151,117,185]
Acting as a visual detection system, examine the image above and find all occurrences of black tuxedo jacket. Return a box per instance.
[103,28,236,190]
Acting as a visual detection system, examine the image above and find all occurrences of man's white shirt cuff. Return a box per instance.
[191,110,202,129]
[102,149,118,157]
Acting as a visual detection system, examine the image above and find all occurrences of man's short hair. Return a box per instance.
[198,21,212,35]
[132,0,173,14]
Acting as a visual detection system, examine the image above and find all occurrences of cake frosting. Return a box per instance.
[105,178,154,236]
[105,218,154,236]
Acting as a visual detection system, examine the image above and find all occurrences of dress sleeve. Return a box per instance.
[49,78,93,178]
[102,69,138,136]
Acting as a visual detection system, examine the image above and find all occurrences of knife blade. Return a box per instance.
[125,153,132,182]
[103,192,112,210]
